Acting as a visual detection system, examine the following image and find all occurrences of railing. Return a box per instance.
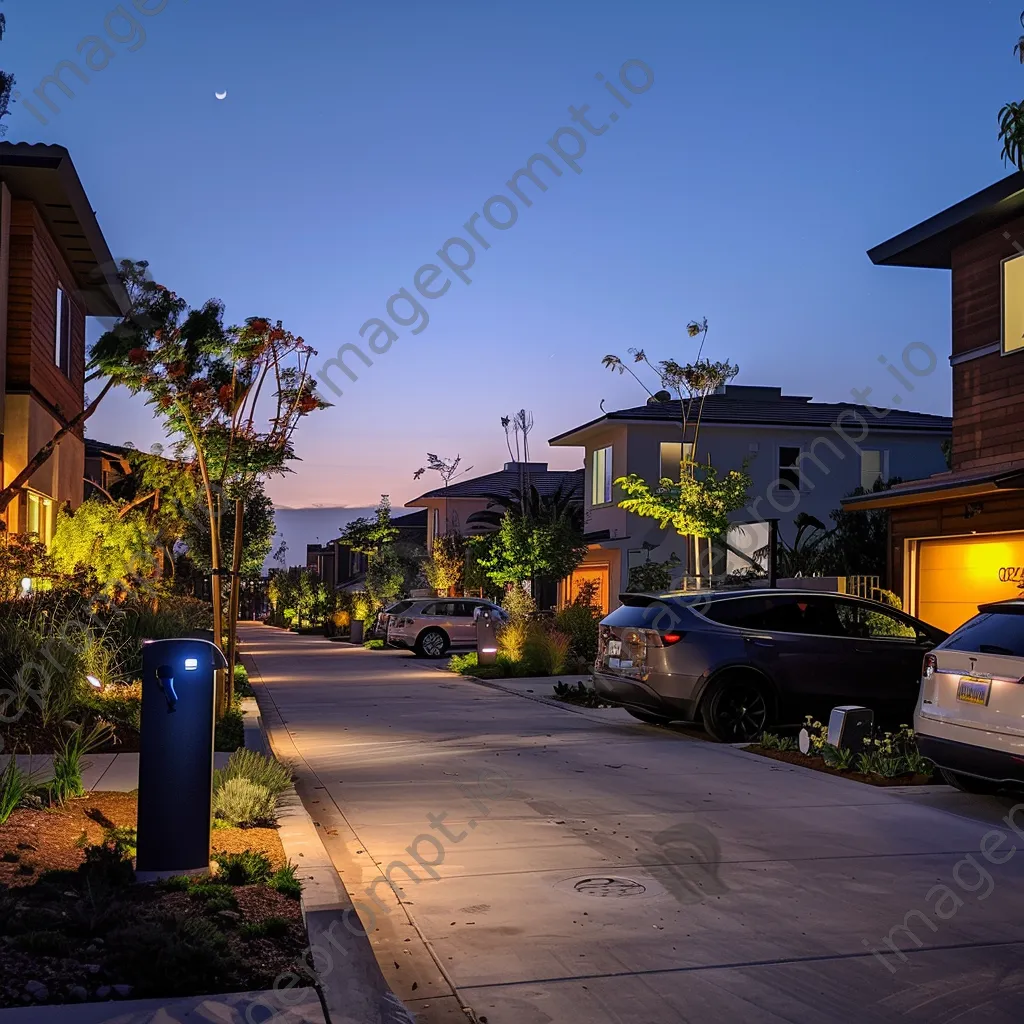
[846,575,882,601]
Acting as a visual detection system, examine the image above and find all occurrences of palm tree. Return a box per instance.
[466,481,583,532]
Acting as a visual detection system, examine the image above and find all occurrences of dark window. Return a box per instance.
[387,600,413,615]
[454,601,477,618]
[701,596,774,629]
[55,287,71,376]
[430,601,457,617]
[945,613,1024,658]
[835,600,917,640]
[778,446,801,491]
[704,595,848,636]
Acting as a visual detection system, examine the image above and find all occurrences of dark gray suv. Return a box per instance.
[594,589,947,742]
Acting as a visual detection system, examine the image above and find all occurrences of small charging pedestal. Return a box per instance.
[136,638,228,883]
[476,607,498,666]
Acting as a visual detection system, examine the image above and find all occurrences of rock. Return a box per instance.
[95,986,112,999]
[68,986,88,1002]
[112,984,133,998]
[24,981,49,1002]
[216,910,241,922]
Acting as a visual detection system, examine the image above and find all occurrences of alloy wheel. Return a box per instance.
[707,681,768,742]
[421,630,446,657]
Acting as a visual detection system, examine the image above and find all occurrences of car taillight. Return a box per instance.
[923,654,937,678]
[661,632,684,646]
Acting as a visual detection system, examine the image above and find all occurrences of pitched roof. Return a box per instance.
[868,171,1024,269]
[406,464,584,505]
[549,386,951,444]
[0,143,130,316]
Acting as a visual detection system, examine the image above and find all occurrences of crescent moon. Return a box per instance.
[215,90,228,100]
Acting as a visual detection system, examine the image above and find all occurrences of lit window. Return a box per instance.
[25,492,54,544]
[778,446,801,491]
[860,449,888,491]
[659,442,694,482]
[1001,253,1024,355]
[592,446,613,505]
[54,287,71,375]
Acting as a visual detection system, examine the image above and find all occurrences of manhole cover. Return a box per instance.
[572,876,646,898]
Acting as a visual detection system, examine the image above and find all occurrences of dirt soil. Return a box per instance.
[0,793,307,1008]
[743,745,939,787]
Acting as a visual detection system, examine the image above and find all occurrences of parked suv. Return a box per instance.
[914,599,1024,793]
[594,589,946,741]
[373,600,415,640]
[387,598,507,657]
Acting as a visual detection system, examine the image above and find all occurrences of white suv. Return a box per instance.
[915,599,1024,793]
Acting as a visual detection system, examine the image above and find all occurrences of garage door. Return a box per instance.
[916,533,1024,633]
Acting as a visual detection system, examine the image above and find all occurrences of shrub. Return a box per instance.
[554,603,600,666]
[522,626,571,676]
[363,638,385,649]
[268,861,302,899]
[212,849,273,885]
[501,585,536,624]
[240,916,291,939]
[0,756,36,826]
[448,651,478,674]
[759,732,798,752]
[102,826,138,860]
[497,618,530,661]
[234,663,254,697]
[214,749,292,798]
[48,721,114,806]
[82,680,143,732]
[821,743,856,770]
[189,883,238,912]
[801,717,829,756]
[215,700,245,752]
[80,838,136,886]
[212,778,276,827]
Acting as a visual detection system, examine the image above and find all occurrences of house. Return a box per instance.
[842,172,1024,633]
[83,437,133,500]
[405,462,584,554]
[549,384,952,612]
[308,509,428,590]
[0,143,129,542]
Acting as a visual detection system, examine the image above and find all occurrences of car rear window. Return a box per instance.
[944,612,1024,658]
[387,601,413,615]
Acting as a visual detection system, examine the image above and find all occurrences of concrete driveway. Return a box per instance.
[240,623,1024,1024]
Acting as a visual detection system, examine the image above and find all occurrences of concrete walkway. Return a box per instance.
[240,622,1024,1023]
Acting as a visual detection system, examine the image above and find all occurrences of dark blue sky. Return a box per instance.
[9,0,1021,508]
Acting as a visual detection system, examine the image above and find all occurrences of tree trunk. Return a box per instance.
[227,497,244,707]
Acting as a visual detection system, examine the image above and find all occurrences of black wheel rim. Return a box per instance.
[714,684,767,741]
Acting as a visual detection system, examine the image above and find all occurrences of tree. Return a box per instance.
[822,478,903,582]
[182,478,276,580]
[91,289,328,708]
[626,553,681,593]
[0,261,160,517]
[344,497,404,611]
[999,11,1024,168]
[50,498,161,598]
[424,531,467,596]
[603,320,750,561]
[413,453,473,533]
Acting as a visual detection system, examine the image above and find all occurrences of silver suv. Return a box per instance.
[387,598,507,657]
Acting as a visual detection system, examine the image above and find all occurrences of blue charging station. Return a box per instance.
[136,637,228,882]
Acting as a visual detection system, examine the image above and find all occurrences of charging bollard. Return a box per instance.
[136,638,228,882]
[476,606,498,666]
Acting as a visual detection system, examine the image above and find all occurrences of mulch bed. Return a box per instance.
[743,745,939,787]
[0,793,308,1008]
[2,718,141,754]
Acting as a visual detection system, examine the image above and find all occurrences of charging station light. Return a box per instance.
[184,658,198,671]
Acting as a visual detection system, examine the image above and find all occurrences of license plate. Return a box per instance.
[607,640,622,657]
[956,676,991,706]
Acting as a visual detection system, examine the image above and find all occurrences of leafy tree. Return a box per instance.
[344,497,405,610]
[183,479,276,580]
[603,320,750,546]
[50,499,160,598]
[424,531,467,596]
[822,478,903,582]
[999,11,1024,168]
[91,286,328,701]
[626,553,681,593]
[0,533,54,601]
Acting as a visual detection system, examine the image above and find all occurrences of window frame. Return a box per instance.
[859,449,889,492]
[1001,252,1024,357]
[777,445,803,492]
[54,286,71,376]
[591,445,613,506]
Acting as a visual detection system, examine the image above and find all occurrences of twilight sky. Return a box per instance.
[8,0,1022,516]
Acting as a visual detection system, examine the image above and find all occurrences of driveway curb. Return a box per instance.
[241,649,418,1024]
